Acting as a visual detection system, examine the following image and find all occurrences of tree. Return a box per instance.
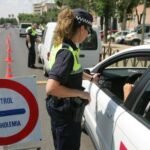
[116,0,141,30]
[55,0,89,9]
[89,0,116,43]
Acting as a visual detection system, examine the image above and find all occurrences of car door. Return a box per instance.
[96,55,150,150]
[113,70,150,150]
[83,51,150,150]
[83,79,125,150]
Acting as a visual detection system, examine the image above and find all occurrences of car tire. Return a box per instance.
[131,40,140,46]
[43,65,49,77]
[38,57,42,64]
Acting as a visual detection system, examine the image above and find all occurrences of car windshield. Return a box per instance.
[21,24,31,28]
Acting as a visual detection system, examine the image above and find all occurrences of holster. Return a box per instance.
[71,97,87,122]
[46,96,88,123]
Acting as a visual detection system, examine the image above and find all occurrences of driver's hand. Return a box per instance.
[123,83,134,102]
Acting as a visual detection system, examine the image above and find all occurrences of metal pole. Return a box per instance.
[141,0,147,45]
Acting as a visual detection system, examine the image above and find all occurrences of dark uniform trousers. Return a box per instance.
[46,96,86,150]
[28,45,36,67]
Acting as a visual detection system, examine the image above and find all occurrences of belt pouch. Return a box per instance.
[72,98,86,122]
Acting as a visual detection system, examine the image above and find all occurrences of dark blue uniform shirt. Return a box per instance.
[48,39,83,90]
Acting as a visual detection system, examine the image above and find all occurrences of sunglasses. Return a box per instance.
[84,26,91,34]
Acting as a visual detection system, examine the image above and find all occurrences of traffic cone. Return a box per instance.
[5,63,13,78]
[5,46,12,62]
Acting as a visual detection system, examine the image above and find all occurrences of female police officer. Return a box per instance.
[46,7,100,150]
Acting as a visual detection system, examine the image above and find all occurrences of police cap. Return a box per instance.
[73,8,93,28]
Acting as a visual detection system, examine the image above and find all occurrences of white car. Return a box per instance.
[82,45,150,150]
[37,22,102,76]
[107,31,130,44]
[143,39,150,45]
[124,24,150,46]
[19,23,32,37]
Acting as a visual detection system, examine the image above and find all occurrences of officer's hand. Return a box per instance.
[80,91,91,103]
[92,73,100,85]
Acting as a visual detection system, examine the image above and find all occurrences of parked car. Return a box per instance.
[143,39,150,45]
[38,22,102,76]
[107,31,130,44]
[101,29,118,40]
[124,24,150,46]
[19,23,32,37]
[82,45,150,150]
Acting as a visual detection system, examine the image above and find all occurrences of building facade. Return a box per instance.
[33,0,56,15]
[127,4,150,30]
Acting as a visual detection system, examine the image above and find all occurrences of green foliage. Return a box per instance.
[90,0,116,17]
[116,0,140,22]
[0,18,17,25]
[18,8,59,24]
[55,0,89,9]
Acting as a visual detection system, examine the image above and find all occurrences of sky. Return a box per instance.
[0,0,54,18]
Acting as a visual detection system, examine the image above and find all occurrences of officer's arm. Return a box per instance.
[26,34,30,42]
[46,79,90,101]
[83,72,100,84]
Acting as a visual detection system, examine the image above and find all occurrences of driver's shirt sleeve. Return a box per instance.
[48,49,74,84]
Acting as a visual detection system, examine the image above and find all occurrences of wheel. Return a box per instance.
[38,57,42,64]
[43,65,49,77]
[131,40,140,46]
[43,69,49,77]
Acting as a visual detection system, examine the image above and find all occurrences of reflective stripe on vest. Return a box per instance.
[48,44,82,74]
[27,28,37,36]
[31,28,37,36]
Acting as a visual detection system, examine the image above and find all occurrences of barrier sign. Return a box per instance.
[0,77,41,145]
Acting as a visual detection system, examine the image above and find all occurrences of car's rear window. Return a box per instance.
[21,24,31,28]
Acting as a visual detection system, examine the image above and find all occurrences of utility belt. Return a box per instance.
[46,96,88,123]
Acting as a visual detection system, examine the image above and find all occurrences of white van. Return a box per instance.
[125,24,150,45]
[19,23,32,37]
[38,22,102,76]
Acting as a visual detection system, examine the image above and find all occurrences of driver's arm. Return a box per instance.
[123,83,134,102]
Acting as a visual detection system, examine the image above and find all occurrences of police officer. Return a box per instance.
[26,23,38,68]
[46,7,100,150]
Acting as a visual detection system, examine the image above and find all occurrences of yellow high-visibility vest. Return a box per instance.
[48,44,82,74]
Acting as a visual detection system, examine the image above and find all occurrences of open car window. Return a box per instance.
[98,55,150,102]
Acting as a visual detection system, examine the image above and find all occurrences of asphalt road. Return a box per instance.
[0,27,95,150]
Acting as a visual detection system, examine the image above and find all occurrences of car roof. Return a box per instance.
[91,44,150,70]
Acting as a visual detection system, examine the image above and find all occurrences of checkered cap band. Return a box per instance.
[75,16,92,26]
[73,8,93,27]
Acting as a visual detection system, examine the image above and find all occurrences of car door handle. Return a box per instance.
[79,54,85,57]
